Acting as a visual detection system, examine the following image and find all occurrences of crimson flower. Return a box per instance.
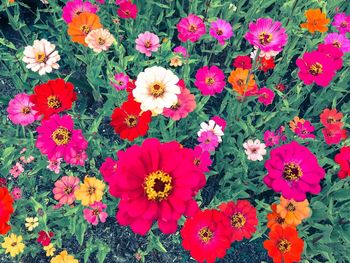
[37,230,54,246]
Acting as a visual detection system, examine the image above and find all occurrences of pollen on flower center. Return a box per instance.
[276,216,285,224]
[283,162,302,181]
[231,212,246,228]
[309,62,323,75]
[332,41,341,48]
[92,209,100,216]
[145,41,151,48]
[21,106,31,114]
[64,186,73,194]
[144,170,172,201]
[205,77,215,85]
[150,83,165,97]
[287,203,296,211]
[259,32,272,45]
[11,242,17,247]
[47,95,62,109]
[194,158,201,166]
[87,186,96,195]
[51,127,72,146]
[278,239,291,253]
[217,29,224,36]
[237,79,244,86]
[170,102,180,110]
[98,37,106,45]
[125,115,138,127]
[188,24,197,33]
[340,22,348,28]
[35,52,46,63]
[198,227,213,244]
[80,24,91,35]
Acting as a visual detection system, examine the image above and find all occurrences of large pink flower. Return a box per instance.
[264,141,325,201]
[194,66,225,96]
[7,93,38,126]
[36,114,88,162]
[102,138,206,235]
[62,0,98,23]
[177,14,206,43]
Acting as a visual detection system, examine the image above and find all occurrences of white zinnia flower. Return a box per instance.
[85,28,115,53]
[133,66,181,115]
[22,39,60,75]
[25,217,39,231]
[197,120,224,142]
[243,139,267,161]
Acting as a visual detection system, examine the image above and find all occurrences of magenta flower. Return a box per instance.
[194,66,225,96]
[264,141,325,201]
[324,33,350,53]
[117,2,138,19]
[135,31,160,57]
[332,12,350,34]
[111,72,129,91]
[7,93,38,126]
[211,116,227,131]
[191,146,212,173]
[209,19,233,45]
[173,46,188,58]
[257,87,275,106]
[233,55,252,70]
[295,121,316,139]
[9,163,24,178]
[245,18,288,52]
[100,157,118,183]
[115,0,129,4]
[83,201,108,225]
[198,131,219,152]
[317,44,343,71]
[53,176,80,205]
[11,187,22,200]
[296,51,336,87]
[177,14,206,43]
[66,150,88,166]
[264,130,280,147]
[62,0,98,23]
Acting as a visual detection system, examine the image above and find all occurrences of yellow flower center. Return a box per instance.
[287,203,296,211]
[259,32,273,45]
[92,209,100,216]
[188,24,197,33]
[309,62,323,76]
[125,115,138,127]
[21,106,31,114]
[35,52,46,63]
[51,127,72,146]
[231,212,246,228]
[278,239,291,253]
[64,186,73,195]
[87,186,96,195]
[198,227,213,244]
[332,41,341,48]
[205,77,215,85]
[47,95,62,109]
[283,163,302,181]
[144,170,172,201]
[98,37,106,45]
[150,83,165,97]
[170,102,180,110]
[80,24,91,35]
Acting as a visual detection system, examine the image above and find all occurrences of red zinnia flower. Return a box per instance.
[126,79,136,93]
[37,230,54,246]
[322,125,347,145]
[103,138,206,235]
[180,209,232,263]
[0,187,14,235]
[110,99,152,141]
[263,225,304,263]
[320,108,343,129]
[233,55,252,70]
[259,57,275,72]
[334,146,350,179]
[219,200,258,242]
[30,78,77,119]
[117,2,138,19]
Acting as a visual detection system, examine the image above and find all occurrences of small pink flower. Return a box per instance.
[211,116,227,131]
[135,31,160,57]
[295,121,316,140]
[257,87,275,106]
[191,146,212,173]
[11,187,22,200]
[264,130,280,147]
[173,46,188,58]
[324,32,350,53]
[62,0,98,23]
[100,157,118,182]
[177,14,206,43]
[277,126,287,141]
[20,155,35,164]
[111,72,129,91]
[117,1,138,19]
[47,158,62,174]
[66,150,88,166]
[210,19,233,45]
[198,131,219,152]
[53,176,80,205]
[9,162,24,178]
[332,13,350,34]
[233,55,252,70]
[83,201,108,225]
[243,139,266,161]
[7,93,38,126]
[194,66,225,96]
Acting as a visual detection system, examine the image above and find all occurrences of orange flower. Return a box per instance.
[300,9,330,34]
[264,225,304,263]
[67,12,102,46]
[267,204,294,229]
[276,197,310,226]
[9,0,15,3]
[289,116,305,132]
[228,68,256,96]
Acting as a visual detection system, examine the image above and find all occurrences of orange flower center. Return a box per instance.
[144,170,172,201]
[205,77,215,85]
[35,52,46,63]
[231,212,246,228]
[278,239,291,253]
[64,186,73,195]
[217,29,224,36]
[21,106,31,114]
[125,115,138,127]
[145,41,151,48]
[276,216,285,224]
[51,127,72,146]
[150,83,165,97]
[98,37,106,45]
[259,32,272,45]
[80,24,91,35]
[188,24,197,33]
[332,41,341,48]
[198,227,213,244]
[283,163,302,181]
[287,203,296,211]
[237,79,245,87]
[309,62,323,76]
[47,96,62,109]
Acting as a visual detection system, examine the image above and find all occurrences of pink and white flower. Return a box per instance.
[243,139,267,161]
[198,120,224,143]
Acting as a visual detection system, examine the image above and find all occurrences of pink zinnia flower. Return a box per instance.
[198,120,224,142]
[111,72,129,91]
[53,176,80,205]
[332,13,350,34]
[117,2,138,19]
[322,125,347,145]
[83,201,108,225]
[115,0,130,5]
[36,114,88,162]
[9,162,24,178]
[324,32,350,53]
[198,131,219,152]
[209,19,233,45]
[194,66,225,96]
[163,80,196,121]
[177,14,206,43]
[233,55,252,70]
[296,51,336,87]
[11,187,22,200]
[66,150,88,166]
[62,0,98,23]
[47,158,62,174]
[295,121,316,139]
[245,18,288,52]
[264,141,325,201]
[96,0,105,3]
[317,44,343,71]
[190,146,212,173]
[85,28,115,53]
[257,87,275,106]
[264,130,280,147]
[243,139,266,161]
[211,116,226,131]
[135,31,160,57]
[7,93,38,126]
[173,46,188,57]
[100,157,118,182]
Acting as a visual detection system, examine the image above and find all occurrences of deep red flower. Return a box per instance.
[30,78,77,119]
[110,99,152,141]
[180,209,232,263]
[322,125,347,145]
[233,55,252,70]
[219,200,258,242]
[126,79,136,93]
[0,178,6,188]
[275,83,286,92]
[117,2,138,19]
[334,146,350,179]
[0,187,14,235]
[37,230,54,246]
[259,57,275,72]
[320,108,343,129]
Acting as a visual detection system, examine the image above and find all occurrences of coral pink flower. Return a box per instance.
[324,32,350,53]
[198,131,219,152]
[102,138,206,235]
[209,19,233,45]
[233,55,252,70]
[111,72,129,91]
[320,108,343,128]
[47,158,62,174]
[36,114,88,162]
[66,150,88,166]
[332,13,350,34]
[9,163,24,178]
[257,87,275,105]
[264,141,325,201]
[135,31,160,57]
[211,116,227,131]
[53,176,80,205]
[163,80,196,121]
[317,44,343,71]
[243,139,266,161]
[62,0,97,23]
[334,146,350,179]
[245,18,288,52]
[117,2,138,19]
[99,157,118,182]
[37,230,54,246]
[322,125,347,145]
[264,130,280,147]
[83,201,108,225]
[85,28,115,53]
[296,51,336,87]
[177,14,206,42]
[7,93,38,126]
[194,66,225,96]
[173,46,188,57]
[295,120,316,139]
[11,187,22,200]
[188,146,212,173]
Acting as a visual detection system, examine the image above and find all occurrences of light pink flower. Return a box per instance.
[177,14,206,43]
[85,28,115,53]
[257,87,275,105]
[9,163,24,178]
[209,19,233,45]
[11,187,22,200]
[194,66,225,96]
[83,201,108,225]
[243,139,266,161]
[7,93,38,126]
[135,31,160,57]
[47,158,62,174]
[324,32,350,53]
[53,176,80,205]
[62,0,98,23]
[198,131,219,152]
[20,155,35,164]
[111,72,129,91]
